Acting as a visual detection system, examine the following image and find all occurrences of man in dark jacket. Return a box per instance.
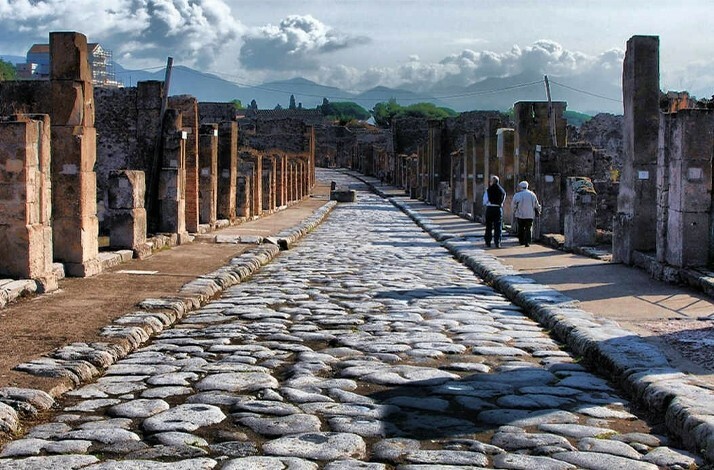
[483,175,506,248]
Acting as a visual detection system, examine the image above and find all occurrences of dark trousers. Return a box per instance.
[484,206,502,246]
[517,218,534,245]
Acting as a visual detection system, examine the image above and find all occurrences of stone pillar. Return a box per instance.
[262,155,276,213]
[240,152,262,217]
[497,128,516,225]
[216,121,237,222]
[198,123,218,226]
[537,172,562,236]
[468,135,484,220]
[276,154,287,207]
[427,120,443,205]
[158,109,188,240]
[660,109,714,267]
[613,35,660,264]
[108,170,149,258]
[564,177,597,248]
[236,174,251,219]
[170,97,199,233]
[49,32,100,277]
[514,101,567,181]
[0,115,56,290]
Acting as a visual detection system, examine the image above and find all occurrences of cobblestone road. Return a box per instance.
[0,173,702,469]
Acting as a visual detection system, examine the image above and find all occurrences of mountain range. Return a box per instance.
[3,54,624,115]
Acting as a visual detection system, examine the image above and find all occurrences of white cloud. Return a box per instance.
[0,0,243,69]
[239,14,370,70]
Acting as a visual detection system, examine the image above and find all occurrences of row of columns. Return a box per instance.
[0,32,316,288]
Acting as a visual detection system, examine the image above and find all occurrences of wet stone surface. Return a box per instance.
[0,171,704,468]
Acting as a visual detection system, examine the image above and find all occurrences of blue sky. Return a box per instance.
[1,0,712,99]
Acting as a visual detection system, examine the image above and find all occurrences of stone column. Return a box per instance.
[235,174,251,219]
[613,35,660,264]
[108,170,149,258]
[216,121,237,222]
[276,154,287,208]
[497,128,516,225]
[49,32,100,277]
[564,177,597,249]
[198,123,218,226]
[157,109,188,241]
[0,115,56,290]
[170,97,199,233]
[660,109,714,267]
[240,152,262,217]
[262,155,276,213]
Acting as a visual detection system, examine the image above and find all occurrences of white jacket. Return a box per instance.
[512,189,542,219]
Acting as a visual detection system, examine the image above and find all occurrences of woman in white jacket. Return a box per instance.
[511,181,542,247]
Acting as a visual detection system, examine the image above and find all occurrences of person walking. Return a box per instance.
[512,180,541,247]
[483,175,506,248]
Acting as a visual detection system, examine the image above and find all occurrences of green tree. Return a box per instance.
[319,101,370,122]
[289,94,297,110]
[231,99,244,110]
[371,99,456,127]
[0,59,16,81]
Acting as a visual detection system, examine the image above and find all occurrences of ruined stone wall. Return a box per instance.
[573,113,624,177]
[315,125,356,168]
[393,116,429,154]
[94,87,139,229]
[198,102,237,124]
[0,81,52,116]
[240,117,312,155]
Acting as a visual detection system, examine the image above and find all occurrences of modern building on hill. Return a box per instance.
[16,42,121,87]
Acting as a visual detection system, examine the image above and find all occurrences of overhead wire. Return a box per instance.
[114,61,622,105]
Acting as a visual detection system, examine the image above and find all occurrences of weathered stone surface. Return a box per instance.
[195,372,279,392]
[143,404,226,432]
[108,399,170,418]
[263,432,366,460]
[237,413,322,436]
[0,455,99,469]
[552,451,659,470]
[222,456,318,470]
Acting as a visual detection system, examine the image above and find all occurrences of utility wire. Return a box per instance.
[549,79,622,103]
[114,62,620,105]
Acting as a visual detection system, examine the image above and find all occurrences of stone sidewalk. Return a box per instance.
[351,171,714,462]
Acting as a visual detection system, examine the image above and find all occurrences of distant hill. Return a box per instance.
[1,56,622,114]
[0,55,25,65]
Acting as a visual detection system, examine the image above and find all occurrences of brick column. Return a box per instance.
[276,154,287,207]
[613,36,660,264]
[49,32,100,277]
[236,173,251,219]
[108,170,148,258]
[198,123,218,226]
[261,155,276,213]
[216,121,237,222]
[170,97,199,233]
[239,152,262,217]
[0,115,56,290]
[158,109,188,241]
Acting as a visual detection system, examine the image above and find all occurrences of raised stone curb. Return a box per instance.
[0,200,337,437]
[355,173,714,463]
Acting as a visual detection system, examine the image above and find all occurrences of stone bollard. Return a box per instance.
[330,189,356,202]
[564,177,597,249]
[108,170,150,259]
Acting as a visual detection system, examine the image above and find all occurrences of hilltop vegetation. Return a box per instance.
[372,99,458,127]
